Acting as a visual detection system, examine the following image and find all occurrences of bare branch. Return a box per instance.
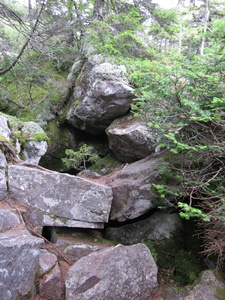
[0,1,46,75]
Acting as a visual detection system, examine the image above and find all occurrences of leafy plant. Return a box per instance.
[62,144,101,171]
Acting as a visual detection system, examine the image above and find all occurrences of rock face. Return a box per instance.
[106,114,155,162]
[66,59,134,134]
[64,243,105,264]
[39,250,62,300]
[65,243,158,300]
[8,165,113,226]
[105,155,165,221]
[0,229,44,300]
[0,209,20,231]
[105,212,183,244]
[0,115,11,140]
[164,270,225,300]
[25,210,105,231]
[21,121,48,164]
[39,249,57,272]
[40,264,62,300]
[0,150,7,199]
[22,140,48,165]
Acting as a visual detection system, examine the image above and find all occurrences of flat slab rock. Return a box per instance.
[8,165,113,225]
[0,229,44,299]
[65,243,158,300]
[25,210,105,230]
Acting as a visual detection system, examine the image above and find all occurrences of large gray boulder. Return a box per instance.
[65,243,158,300]
[66,59,134,134]
[164,270,225,300]
[0,151,7,199]
[0,229,44,299]
[105,212,183,245]
[106,114,155,162]
[8,165,113,227]
[105,155,165,221]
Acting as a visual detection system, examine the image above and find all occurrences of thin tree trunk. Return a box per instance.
[93,0,105,20]
[178,25,183,55]
[199,0,210,55]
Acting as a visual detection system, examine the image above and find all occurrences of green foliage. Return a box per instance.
[143,242,158,262]
[88,7,148,58]
[130,18,225,268]
[178,203,210,221]
[0,53,68,120]
[62,144,101,171]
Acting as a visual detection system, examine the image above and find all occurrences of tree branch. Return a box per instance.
[0,1,46,75]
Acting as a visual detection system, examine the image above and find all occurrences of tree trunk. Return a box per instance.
[199,0,210,55]
[93,0,105,20]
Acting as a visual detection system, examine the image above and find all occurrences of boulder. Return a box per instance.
[39,249,58,273]
[0,113,48,164]
[39,264,62,300]
[106,114,155,162]
[64,243,105,264]
[104,212,183,245]
[77,169,102,179]
[0,115,11,141]
[21,121,48,164]
[65,243,158,300]
[66,60,134,134]
[0,209,20,231]
[105,155,165,221]
[164,270,225,300]
[22,140,48,165]
[0,151,7,200]
[8,165,113,226]
[0,229,44,299]
[25,210,105,231]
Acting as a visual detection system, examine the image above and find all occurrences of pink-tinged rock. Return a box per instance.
[39,264,62,300]
[66,243,158,300]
